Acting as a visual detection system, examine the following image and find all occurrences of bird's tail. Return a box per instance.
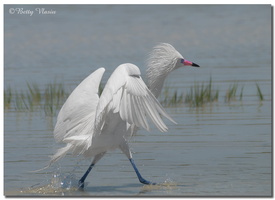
[49,143,74,164]
[31,136,92,173]
[63,135,92,155]
[31,143,73,173]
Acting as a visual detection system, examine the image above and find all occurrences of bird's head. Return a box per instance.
[147,43,199,74]
[172,46,200,70]
[146,43,200,97]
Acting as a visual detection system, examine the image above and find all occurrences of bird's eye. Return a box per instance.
[131,75,140,78]
[180,59,185,63]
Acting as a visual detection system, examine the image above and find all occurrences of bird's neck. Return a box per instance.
[147,74,167,98]
[146,61,177,98]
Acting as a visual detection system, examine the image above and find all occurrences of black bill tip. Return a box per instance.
[192,62,200,67]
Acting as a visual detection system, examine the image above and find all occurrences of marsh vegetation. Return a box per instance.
[4,78,264,116]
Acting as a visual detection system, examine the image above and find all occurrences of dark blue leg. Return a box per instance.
[78,152,106,189]
[78,163,94,189]
[129,158,156,185]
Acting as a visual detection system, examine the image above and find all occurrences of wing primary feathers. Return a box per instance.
[135,96,150,130]
[126,93,134,124]
[141,95,167,132]
[120,87,128,122]
[147,87,177,125]
[131,95,145,130]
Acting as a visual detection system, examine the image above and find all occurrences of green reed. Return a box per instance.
[44,82,67,116]
[4,82,69,116]
[225,82,245,103]
[225,82,238,102]
[4,79,265,114]
[184,77,219,107]
[161,87,183,106]
[3,81,107,116]
[15,92,29,111]
[4,86,12,110]
[27,82,41,106]
[256,83,264,101]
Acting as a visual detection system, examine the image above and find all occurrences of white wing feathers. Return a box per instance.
[94,63,176,135]
[119,75,174,132]
[53,68,105,143]
[42,68,105,168]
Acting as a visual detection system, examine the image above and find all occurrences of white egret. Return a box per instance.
[46,43,199,188]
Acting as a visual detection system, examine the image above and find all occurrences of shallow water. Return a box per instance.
[4,5,272,196]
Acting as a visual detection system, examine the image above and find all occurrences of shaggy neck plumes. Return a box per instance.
[146,43,183,98]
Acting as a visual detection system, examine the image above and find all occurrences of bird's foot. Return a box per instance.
[139,177,157,185]
[78,180,85,189]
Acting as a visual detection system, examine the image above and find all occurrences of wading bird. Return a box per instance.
[47,43,199,188]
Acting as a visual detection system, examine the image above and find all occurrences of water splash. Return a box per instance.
[18,171,80,196]
[51,171,80,189]
[140,178,178,193]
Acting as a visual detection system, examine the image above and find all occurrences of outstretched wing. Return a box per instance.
[53,68,105,143]
[94,63,176,135]
[46,64,176,167]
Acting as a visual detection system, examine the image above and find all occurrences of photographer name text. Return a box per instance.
[9,8,56,16]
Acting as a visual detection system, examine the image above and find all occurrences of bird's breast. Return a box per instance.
[90,112,130,153]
